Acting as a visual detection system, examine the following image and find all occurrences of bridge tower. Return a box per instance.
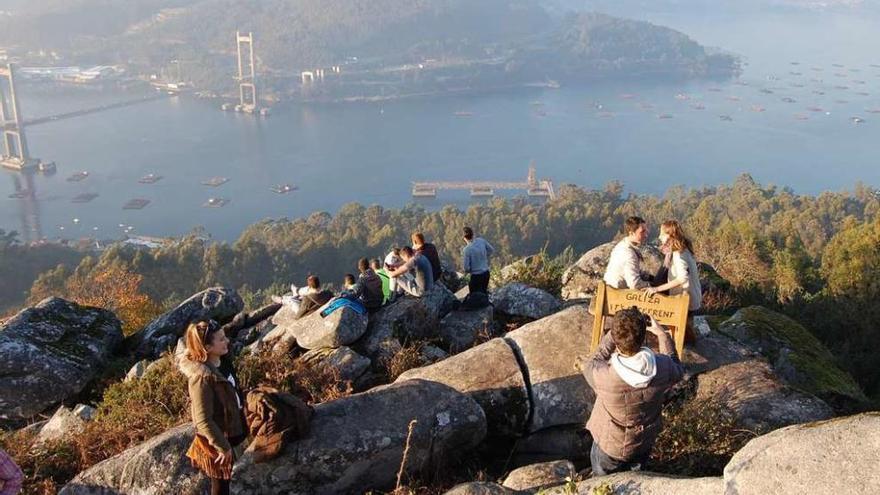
[0,64,35,171]
[236,31,258,112]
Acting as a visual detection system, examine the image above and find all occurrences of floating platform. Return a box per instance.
[221,103,233,111]
[1,157,38,171]
[123,198,150,210]
[203,197,230,208]
[67,171,89,182]
[201,176,229,187]
[38,161,56,174]
[139,173,163,184]
[412,187,437,198]
[470,187,494,197]
[270,184,297,194]
[72,193,99,203]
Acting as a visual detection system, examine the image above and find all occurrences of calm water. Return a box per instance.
[3,10,879,241]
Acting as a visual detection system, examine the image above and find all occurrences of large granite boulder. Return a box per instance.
[681,323,758,376]
[491,283,562,321]
[502,460,576,492]
[133,287,243,358]
[36,404,95,444]
[397,338,530,436]
[695,360,833,432]
[717,306,867,405]
[560,241,663,301]
[724,413,880,495]
[301,346,371,382]
[60,424,204,495]
[261,303,368,352]
[234,379,486,494]
[355,285,456,361]
[0,297,123,421]
[439,306,494,352]
[543,472,722,494]
[505,305,595,433]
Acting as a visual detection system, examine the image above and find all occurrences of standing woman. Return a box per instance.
[645,220,702,335]
[181,320,247,495]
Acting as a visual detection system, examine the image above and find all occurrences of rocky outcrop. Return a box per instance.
[718,306,867,405]
[397,338,530,436]
[133,287,243,358]
[36,404,96,444]
[60,424,204,495]
[560,241,663,300]
[232,319,275,354]
[543,472,722,494]
[724,413,880,495]
[505,305,594,433]
[0,297,122,421]
[301,346,371,381]
[491,283,561,320]
[695,360,833,432]
[235,380,486,494]
[502,460,576,492]
[356,285,456,361]
[261,303,368,352]
[439,306,494,352]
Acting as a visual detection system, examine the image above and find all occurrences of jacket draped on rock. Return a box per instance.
[245,385,314,463]
[180,357,247,480]
[581,331,684,461]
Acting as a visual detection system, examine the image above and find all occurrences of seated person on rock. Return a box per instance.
[603,216,654,290]
[384,248,409,297]
[412,231,443,283]
[578,307,684,476]
[342,258,385,313]
[292,276,334,319]
[342,273,356,291]
[272,275,321,313]
[387,246,434,298]
[372,258,392,304]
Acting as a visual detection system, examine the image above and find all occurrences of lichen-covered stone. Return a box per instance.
[543,472,722,494]
[502,460,576,492]
[133,287,243,358]
[0,297,122,421]
[444,482,518,495]
[718,306,867,405]
[561,242,663,301]
[440,306,494,352]
[724,413,880,495]
[263,303,368,352]
[505,305,595,433]
[301,346,370,381]
[234,380,486,494]
[397,338,530,436]
[36,404,96,444]
[60,424,204,495]
[492,283,562,320]
[695,360,833,432]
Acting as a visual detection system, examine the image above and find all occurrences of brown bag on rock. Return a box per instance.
[244,385,314,463]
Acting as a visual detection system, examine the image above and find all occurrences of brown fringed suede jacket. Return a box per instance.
[180,358,246,479]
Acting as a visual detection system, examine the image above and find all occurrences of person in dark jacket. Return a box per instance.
[346,258,385,312]
[181,320,247,495]
[578,307,684,476]
[412,232,443,282]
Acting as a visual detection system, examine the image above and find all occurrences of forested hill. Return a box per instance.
[0,0,738,91]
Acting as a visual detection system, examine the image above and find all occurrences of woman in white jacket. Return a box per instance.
[645,220,702,333]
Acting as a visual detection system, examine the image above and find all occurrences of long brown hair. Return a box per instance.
[661,220,695,255]
[184,320,221,363]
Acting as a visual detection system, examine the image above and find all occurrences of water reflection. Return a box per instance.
[7,170,43,242]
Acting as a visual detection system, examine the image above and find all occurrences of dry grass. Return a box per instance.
[700,287,740,314]
[381,343,426,382]
[236,349,353,405]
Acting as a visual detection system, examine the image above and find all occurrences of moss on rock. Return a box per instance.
[718,306,866,405]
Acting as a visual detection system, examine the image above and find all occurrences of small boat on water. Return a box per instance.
[790,61,800,66]
[794,114,809,121]
[734,81,749,86]
[835,99,850,104]
[782,97,797,103]
[790,83,805,88]
[38,161,56,174]
[851,117,866,124]
[67,171,89,182]
[674,93,690,101]
[657,113,674,120]
[139,173,163,184]
[811,67,823,72]
[123,198,150,210]
[832,63,844,68]
[203,197,230,208]
[691,103,706,110]
[789,72,803,76]
[834,73,848,78]
[719,115,733,122]
[853,80,866,85]
[72,193,99,203]
[759,88,775,94]
[597,111,615,119]
[725,96,741,102]
[856,92,870,96]
[707,87,722,92]
[812,90,825,95]
[834,85,849,90]
[807,107,824,112]
[270,184,298,194]
[866,108,880,114]
[638,102,654,110]
[530,101,545,106]
[453,111,473,117]
[201,176,229,187]
[751,105,766,112]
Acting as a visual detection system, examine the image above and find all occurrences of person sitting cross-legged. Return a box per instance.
[387,246,434,298]
[578,307,684,477]
[343,258,385,313]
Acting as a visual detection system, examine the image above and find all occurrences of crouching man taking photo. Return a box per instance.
[578,307,684,476]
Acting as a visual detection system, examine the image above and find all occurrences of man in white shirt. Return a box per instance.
[603,216,653,290]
